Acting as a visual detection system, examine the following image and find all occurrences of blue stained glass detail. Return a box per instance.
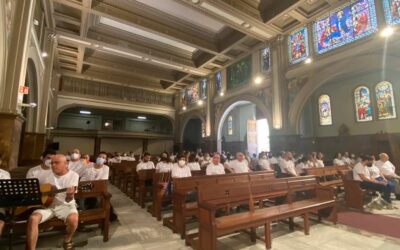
[383,0,400,25]
[288,26,309,64]
[313,0,378,55]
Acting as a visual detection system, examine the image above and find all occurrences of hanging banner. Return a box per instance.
[247,120,257,156]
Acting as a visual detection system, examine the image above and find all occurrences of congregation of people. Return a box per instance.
[0,147,399,249]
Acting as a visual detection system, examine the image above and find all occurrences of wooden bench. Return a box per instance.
[304,166,349,189]
[135,169,156,208]
[339,170,366,210]
[148,172,172,220]
[163,171,275,239]
[40,180,112,242]
[197,177,337,250]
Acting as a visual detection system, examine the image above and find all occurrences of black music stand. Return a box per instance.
[0,178,42,250]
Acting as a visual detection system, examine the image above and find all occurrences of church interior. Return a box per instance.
[1,0,400,249]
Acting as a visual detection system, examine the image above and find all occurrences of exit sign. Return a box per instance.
[19,86,29,94]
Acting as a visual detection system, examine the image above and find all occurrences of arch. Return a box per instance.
[214,94,272,139]
[179,110,205,144]
[289,54,400,133]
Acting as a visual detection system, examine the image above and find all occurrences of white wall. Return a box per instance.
[53,136,95,155]
[100,138,143,154]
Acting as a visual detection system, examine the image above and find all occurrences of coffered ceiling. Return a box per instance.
[42,0,344,94]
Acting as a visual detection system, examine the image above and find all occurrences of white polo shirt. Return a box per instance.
[81,164,109,181]
[333,158,345,166]
[171,164,191,178]
[280,159,297,176]
[227,160,249,173]
[156,162,173,173]
[26,165,52,184]
[376,160,397,177]
[68,160,85,176]
[353,162,370,181]
[187,162,201,171]
[136,161,155,172]
[258,159,272,171]
[206,163,225,175]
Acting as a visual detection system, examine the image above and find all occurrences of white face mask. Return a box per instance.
[96,158,106,165]
[178,160,186,167]
[71,153,80,160]
[44,159,52,168]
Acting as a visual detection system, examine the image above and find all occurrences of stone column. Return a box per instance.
[270,35,285,130]
[0,0,36,170]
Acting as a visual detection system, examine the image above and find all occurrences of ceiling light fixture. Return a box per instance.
[198,100,204,106]
[381,26,394,38]
[80,110,91,115]
[33,19,39,26]
[305,58,312,64]
[41,52,48,58]
[138,116,147,120]
[242,22,251,29]
[254,76,263,84]
[219,92,224,97]
[182,106,187,111]
[45,126,54,130]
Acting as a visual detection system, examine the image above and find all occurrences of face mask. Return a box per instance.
[44,159,52,168]
[96,158,106,165]
[205,156,210,161]
[71,153,80,160]
[178,160,186,167]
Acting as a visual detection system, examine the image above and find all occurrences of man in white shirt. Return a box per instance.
[376,153,400,199]
[68,148,84,177]
[333,153,345,166]
[136,153,155,172]
[26,150,56,184]
[26,154,79,250]
[353,154,391,203]
[279,152,297,177]
[206,153,225,175]
[225,152,250,173]
[81,152,109,181]
[258,153,272,171]
[0,157,10,238]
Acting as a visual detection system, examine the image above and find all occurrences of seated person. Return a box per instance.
[295,157,309,176]
[172,155,192,178]
[333,152,345,166]
[26,154,79,250]
[81,154,91,166]
[80,152,109,181]
[353,154,392,204]
[225,152,251,173]
[136,153,155,172]
[0,157,10,238]
[279,152,297,177]
[187,154,201,171]
[26,150,56,184]
[258,153,272,171]
[316,152,325,168]
[68,148,84,177]
[156,152,173,173]
[206,153,225,175]
[376,153,400,199]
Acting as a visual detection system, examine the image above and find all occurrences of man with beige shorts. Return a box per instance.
[26,154,79,250]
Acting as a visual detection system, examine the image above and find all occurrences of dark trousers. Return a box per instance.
[360,181,391,203]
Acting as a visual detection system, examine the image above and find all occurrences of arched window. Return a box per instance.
[354,86,373,122]
[227,115,233,135]
[375,81,396,120]
[318,95,332,125]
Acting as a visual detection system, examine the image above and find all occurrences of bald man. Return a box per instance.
[26,154,79,250]
[376,153,400,199]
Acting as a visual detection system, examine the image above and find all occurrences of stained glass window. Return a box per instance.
[260,47,270,72]
[227,115,233,135]
[184,83,199,104]
[199,79,207,99]
[375,81,396,120]
[313,0,378,55]
[319,95,333,125]
[288,26,309,64]
[227,56,252,90]
[383,0,400,25]
[354,86,373,122]
[215,72,222,94]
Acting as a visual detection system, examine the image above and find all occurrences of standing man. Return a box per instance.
[26,154,79,250]
[206,153,225,175]
[26,150,56,184]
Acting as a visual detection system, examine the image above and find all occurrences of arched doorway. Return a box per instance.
[182,118,202,152]
[217,101,270,155]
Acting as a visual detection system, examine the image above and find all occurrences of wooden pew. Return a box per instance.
[136,169,156,208]
[196,177,337,250]
[163,171,275,239]
[148,172,172,220]
[339,170,366,210]
[304,166,348,190]
[40,180,112,242]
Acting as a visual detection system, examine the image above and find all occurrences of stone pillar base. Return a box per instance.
[0,113,25,171]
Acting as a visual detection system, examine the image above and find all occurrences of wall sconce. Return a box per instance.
[18,102,37,108]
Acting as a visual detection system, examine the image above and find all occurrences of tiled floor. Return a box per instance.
[6,184,400,250]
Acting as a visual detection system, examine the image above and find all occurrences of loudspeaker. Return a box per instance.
[50,142,59,150]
